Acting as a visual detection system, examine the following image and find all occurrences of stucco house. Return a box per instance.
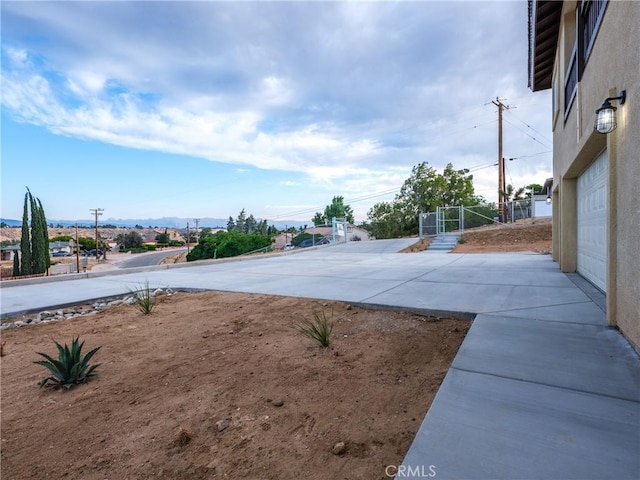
[528,0,639,351]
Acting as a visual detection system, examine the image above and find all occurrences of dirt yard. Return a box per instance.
[453,218,552,254]
[1,291,468,480]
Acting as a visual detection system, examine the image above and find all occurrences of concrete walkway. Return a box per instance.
[1,239,638,479]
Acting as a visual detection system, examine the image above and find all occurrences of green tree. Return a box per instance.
[227,216,236,232]
[245,214,257,234]
[77,237,96,251]
[115,231,143,249]
[525,183,544,196]
[312,212,325,226]
[199,227,214,240]
[500,184,526,201]
[19,193,31,276]
[266,224,279,236]
[313,196,355,225]
[155,229,170,244]
[367,201,412,239]
[12,250,20,277]
[367,162,478,239]
[186,231,271,261]
[255,219,269,235]
[235,209,247,233]
[18,189,49,276]
[397,162,477,217]
[50,235,73,242]
[30,194,49,274]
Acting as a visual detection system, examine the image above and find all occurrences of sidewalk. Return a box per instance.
[1,241,638,479]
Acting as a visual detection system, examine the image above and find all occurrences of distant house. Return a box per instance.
[531,178,553,218]
[528,0,640,351]
[273,233,294,250]
[49,241,74,255]
[0,244,20,262]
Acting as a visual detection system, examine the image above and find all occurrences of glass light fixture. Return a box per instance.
[595,90,626,134]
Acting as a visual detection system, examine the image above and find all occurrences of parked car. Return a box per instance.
[51,251,72,257]
[297,237,328,248]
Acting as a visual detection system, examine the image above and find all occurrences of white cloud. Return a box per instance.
[1,1,552,216]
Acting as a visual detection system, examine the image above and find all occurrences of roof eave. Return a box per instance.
[528,0,563,92]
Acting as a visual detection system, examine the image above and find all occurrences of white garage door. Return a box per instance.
[577,150,608,292]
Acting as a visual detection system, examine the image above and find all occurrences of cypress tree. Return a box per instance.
[12,250,20,277]
[38,198,51,270]
[29,192,50,275]
[18,188,50,276]
[30,191,46,274]
[20,192,32,276]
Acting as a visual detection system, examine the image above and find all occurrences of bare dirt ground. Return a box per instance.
[396,218,552,255]
[1,291,469,480]
[453,217,552,254]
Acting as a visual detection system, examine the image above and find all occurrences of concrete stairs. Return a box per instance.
[425,234,460,252]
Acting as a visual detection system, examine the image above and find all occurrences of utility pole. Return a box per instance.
[89,208,104,261]
[75,223,80,273]
[492,98,509,222]
[194,218,200,244]
[186,222,190,254]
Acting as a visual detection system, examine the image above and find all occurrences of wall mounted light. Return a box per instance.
[595,90,626,134]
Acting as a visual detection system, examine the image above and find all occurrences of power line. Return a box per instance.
[272,188,401,219]
[504,109,553,145]
[503,118,552,149]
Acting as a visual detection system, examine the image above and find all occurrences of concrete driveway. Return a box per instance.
[1,239,638,479]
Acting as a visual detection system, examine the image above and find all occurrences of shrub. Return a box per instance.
[187,231,271,261]
[34,337,101,389]
[128,281,157,314]
[292,309,334,348]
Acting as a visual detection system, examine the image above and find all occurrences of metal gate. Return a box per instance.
[419,206,463,238]
[331,217,348,244]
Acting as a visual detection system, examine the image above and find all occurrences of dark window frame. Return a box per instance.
[581,0,608,64]
[563,0,608,121]
[564,43,578,121]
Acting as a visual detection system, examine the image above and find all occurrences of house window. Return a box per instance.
[563,1,608,120]
[552,67,560,129]
[564,43,578,118]
[581,0,607,63]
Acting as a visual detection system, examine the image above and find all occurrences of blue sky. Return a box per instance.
[1,1,552,225]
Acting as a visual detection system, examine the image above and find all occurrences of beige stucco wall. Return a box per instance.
[550,1,639,351]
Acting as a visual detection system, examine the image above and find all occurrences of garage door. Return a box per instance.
[577,150,607,292]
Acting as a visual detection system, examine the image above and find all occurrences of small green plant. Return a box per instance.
[458,237,467,244]
[34,337,101,389]
[292,309,334,348]
[128,281,156,314]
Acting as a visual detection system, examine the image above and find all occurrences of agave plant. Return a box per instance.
[34,337,101,389]
[128,280,156,315]
[292,309,334,348]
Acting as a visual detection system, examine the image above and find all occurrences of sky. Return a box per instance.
[1,0,553,225]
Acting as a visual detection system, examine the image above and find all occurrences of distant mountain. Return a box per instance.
[0,218,21,227]
[2,217,308,230]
